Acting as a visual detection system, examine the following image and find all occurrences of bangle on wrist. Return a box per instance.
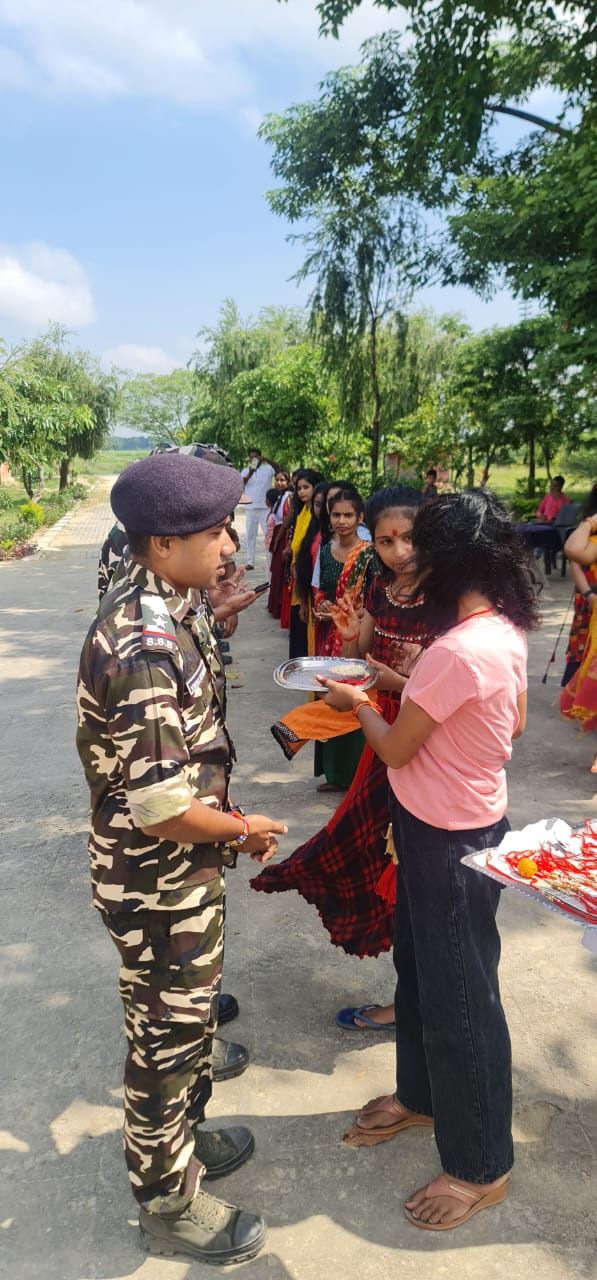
[582,588,594,599]
[352,698,370,721]
[228,808,249,846]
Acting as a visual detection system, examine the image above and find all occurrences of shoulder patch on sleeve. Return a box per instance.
[140,593,178,655]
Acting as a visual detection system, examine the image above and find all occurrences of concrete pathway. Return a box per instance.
[0,487,595,1280]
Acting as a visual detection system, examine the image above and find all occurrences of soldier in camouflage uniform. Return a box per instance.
[97,519,128,598]
[77,451,286,1266]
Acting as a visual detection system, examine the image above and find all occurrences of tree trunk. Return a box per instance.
[542,446,552,480]
[59,458,71,491]
[527,432,536,498]
[466,441,474,488]
[369,318,382,479]
[481,445,497,487]
[22,463,44,500]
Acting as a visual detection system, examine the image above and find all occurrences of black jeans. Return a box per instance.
[289,604,308,659]
[389,791,514,1183]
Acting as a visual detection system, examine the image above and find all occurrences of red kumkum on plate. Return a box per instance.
[273,657,376,692]
[463,820,597,926]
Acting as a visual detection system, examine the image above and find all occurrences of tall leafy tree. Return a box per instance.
[296,201,425,476]
[117,369,196,446]
[274,2,596,374]
[189,300,309,457]
[223,344,333,465]
[398,318,584,496]
[27,326,120,488]
[0,346,90,497]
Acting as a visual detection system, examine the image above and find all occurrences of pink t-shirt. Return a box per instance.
[536,492,569,522]
[388,613,528,830]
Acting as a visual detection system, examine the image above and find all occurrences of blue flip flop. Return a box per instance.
[336,1004,396,1031]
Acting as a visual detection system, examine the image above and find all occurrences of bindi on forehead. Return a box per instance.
[391,529,399,536]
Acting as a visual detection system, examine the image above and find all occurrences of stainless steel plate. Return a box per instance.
[273,656,376,692]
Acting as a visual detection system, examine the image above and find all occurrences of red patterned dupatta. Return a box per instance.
[315,542,376,659]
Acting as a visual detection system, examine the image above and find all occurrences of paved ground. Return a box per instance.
[0,483,595,1280]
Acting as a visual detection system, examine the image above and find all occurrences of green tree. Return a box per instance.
[27,326,120,489]
[275,3,596,374]
[0,346,91,497]
[295,202,426,478]
[442,319,580,495]
[377,310,470,451]
[391,387,472,485]
[222,344,333,466]
[118,369,196,446]
[189,300,309,460]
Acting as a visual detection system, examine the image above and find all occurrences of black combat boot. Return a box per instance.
[139,1187,266,1264]
[193,1125,255,1180]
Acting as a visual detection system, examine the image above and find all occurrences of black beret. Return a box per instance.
[111,452,244,535]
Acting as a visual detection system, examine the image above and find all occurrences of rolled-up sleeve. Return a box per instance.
[102,653,193,828]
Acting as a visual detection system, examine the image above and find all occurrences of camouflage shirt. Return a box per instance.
[97,521,128,599]
[77,552,235,914]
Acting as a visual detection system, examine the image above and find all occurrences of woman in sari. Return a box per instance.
[286,469,324,657]
[561,505,597,769]
[267,469,291,619]
[561,485,597,687]
[294,483,331,658]
[310,488,371,789]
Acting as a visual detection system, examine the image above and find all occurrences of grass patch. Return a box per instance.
[0,476,89,555]
[80,449,149,475]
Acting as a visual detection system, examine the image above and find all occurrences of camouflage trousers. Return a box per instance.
[101,894,224,1208]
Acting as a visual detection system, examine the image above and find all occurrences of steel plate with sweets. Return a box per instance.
[463,818,597,944]
[273,656,376,692]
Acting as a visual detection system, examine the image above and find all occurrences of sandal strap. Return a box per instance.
[425,1175,482,1205]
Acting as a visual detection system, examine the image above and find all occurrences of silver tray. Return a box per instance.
[273,656,376,692]
[462,851,597,928]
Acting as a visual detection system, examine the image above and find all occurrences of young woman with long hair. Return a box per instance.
[267,469,291,618]
[560,497,597,770]
[317,489,539,1231]
[286,469,325,657]
[252,486,434,956]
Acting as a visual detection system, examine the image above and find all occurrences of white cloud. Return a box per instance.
[0,1,393,111]
[0,241,95,328]
[102,343,180,374]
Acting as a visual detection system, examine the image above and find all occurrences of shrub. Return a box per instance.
[72,482,88,500]
[0,519,29,543]
[510,497,541,521]
[0,488,14,510]
[19,501,45,528]
[0,536,37,561]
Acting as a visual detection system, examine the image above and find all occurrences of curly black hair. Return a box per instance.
[411,489,541,633]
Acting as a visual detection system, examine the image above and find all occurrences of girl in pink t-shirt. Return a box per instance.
[319,489,539,1233]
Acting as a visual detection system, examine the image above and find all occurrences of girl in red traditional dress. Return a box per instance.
[252,487,436,1028]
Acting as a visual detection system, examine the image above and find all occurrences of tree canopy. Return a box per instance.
[0,326,119,495]
[273,2,596,373]
[117,369,196,447]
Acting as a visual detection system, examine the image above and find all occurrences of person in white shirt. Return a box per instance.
[240,448,276,569]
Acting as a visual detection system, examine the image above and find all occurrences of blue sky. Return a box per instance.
[0,1,548,374]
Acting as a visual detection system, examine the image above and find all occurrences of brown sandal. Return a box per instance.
[343,1094,433,1147]
[404,1172,510,1231]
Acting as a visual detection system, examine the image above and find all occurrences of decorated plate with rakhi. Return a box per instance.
[273,657,376,692]
[463,818,597,926]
